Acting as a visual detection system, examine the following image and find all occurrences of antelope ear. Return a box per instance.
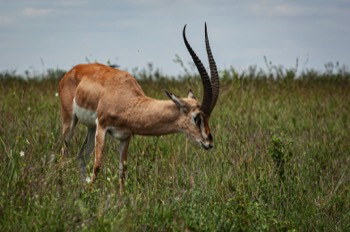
[187,89,196,99]
[164,89,190,112]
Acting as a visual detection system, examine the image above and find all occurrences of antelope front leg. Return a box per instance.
[119,136,131,194]
[91,122,106,183]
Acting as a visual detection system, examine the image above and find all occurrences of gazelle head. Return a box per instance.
[164,23,219,150]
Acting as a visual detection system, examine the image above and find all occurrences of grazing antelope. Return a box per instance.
[58,23,219,192]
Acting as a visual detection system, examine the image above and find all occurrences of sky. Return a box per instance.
[1,0,350,76]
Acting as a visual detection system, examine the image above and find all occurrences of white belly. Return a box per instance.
[73,98,97,127]
[73,99,131,140]
[107,127,131,140]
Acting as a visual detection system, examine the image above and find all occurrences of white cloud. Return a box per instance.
[250,2,302,17]
[22,7,53,17]
[250,1,350,18]
[1,0,349,75]
[0,15,13,26]
[55,0,87,7]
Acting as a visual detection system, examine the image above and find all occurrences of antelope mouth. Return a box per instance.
[200,141,213,150]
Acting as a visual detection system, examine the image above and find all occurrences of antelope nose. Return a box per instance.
[204,143,213,150]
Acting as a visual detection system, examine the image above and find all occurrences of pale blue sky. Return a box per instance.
[1,0,350,76]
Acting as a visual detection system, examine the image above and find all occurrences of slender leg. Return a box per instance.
[91,122,106,182]
[77,127,96,182]
[61,115,78,157]
[119,136,131,194]
[59,112,77,190]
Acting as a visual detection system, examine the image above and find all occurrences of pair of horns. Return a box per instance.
[183,23,220,116]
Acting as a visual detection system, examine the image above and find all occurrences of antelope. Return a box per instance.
[58,23,219,192]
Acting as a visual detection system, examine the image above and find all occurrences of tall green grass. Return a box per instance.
[0,66,349,231]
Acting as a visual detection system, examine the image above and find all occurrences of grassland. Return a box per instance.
[0,65,349,231]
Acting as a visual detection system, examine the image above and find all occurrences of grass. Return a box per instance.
[0,66,349,231]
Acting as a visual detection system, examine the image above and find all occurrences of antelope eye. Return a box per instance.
[193,114,201,127]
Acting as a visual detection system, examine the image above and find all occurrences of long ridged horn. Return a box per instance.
[183,24,213,116]
[205,23,219,112]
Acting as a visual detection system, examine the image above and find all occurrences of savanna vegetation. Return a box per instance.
[0,62,349,231]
